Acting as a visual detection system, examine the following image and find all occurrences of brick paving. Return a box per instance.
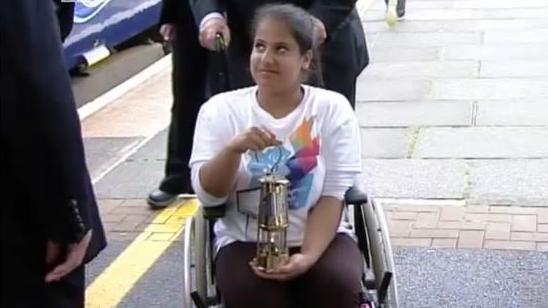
[97,198,197,242]
[98,197,548,252]
[381,200,548,251]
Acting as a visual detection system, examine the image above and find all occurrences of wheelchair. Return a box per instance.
[182,186,399,308]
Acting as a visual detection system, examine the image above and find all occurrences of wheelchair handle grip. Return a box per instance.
[214,33,226,52]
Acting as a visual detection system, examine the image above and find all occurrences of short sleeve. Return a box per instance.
[321,97,362,199]
[189,97,233,205]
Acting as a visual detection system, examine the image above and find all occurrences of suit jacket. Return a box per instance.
[190,0,369,90]
[192,0,357,37]
[160,0,196,25]
[0,0,106,264]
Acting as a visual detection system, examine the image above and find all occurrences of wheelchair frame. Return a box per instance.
[182,187,398,308]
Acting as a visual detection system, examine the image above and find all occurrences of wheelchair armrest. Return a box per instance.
[202,204,226,219]
[344,186,368,206]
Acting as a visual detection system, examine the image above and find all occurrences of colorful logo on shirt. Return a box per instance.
[247,118,319,209]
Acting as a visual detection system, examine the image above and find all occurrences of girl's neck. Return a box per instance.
[257,85,303,119]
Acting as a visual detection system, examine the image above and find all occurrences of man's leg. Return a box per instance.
[321,13,369,109]
[148,15,208,208]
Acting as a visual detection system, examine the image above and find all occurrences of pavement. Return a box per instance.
[78,0,548,307]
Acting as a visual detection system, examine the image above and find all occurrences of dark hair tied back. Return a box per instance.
[252,4,324,87]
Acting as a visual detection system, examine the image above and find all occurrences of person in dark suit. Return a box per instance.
[0,0,106,307]
[191,0,369,107]
[53,0,75,42]
[146,0,209,208]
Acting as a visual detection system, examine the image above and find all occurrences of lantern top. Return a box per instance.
[258,173,289,185]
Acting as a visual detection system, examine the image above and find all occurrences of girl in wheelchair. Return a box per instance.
[189,4,363,307]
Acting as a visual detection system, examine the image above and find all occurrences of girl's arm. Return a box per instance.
[198,146,241,198]
[198,126,281,198]
[301,196,344,263]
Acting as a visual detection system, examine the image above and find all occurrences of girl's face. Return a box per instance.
[250,17,312,93]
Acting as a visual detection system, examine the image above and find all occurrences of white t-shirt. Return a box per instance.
[189,85,362,251]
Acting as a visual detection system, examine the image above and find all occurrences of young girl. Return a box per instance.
[190,4,363,307]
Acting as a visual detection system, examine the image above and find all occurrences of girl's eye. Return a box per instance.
[277,46,288,53]
[255,43,266,51]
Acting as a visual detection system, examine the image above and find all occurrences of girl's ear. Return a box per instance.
[302,49,313,70]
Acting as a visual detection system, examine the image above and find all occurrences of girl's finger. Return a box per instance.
[249,133,268,150]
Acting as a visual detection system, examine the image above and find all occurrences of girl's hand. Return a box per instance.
[249,253,316,281]
[227,126,281,154]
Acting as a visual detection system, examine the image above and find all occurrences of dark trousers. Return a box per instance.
[159,23,208,194]
[321,14,368,109]
[215,234,363,308]
[54,0,75,42]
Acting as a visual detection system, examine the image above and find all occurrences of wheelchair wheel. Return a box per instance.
[194,207,209,305]
[356,199,399,308]
[183,215,196,308]
[185,206,222,308]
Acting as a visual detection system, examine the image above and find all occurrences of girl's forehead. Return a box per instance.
[256,17,292,35]
[254,18,298,43]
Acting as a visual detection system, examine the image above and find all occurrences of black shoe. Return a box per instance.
[147,189,178,209]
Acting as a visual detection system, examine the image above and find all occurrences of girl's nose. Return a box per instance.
[261,48,275,64]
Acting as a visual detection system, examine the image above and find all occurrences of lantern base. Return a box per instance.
[255,251,289,271]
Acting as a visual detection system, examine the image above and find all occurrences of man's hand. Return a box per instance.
[311,17,327,46]
[199,18,231,50]
[159,24,176,42]
[250,253,316,281]
[45,230,92,283]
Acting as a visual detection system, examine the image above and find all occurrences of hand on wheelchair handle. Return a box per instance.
[200,18,231,51]
[249,253,316,281]
[159,24,176,42]
[227,126,282,154]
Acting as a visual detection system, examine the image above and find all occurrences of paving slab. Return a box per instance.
[364,19,548,34]
[476,101,548,126]
[367,46,440,62]
[485,29,548,44]
[431,79,548,100]
[130,129,168,161]
[361,128,412,158]
[405,1,454,9]
[373,32,482,47]
[360,61,478,79]
[84,137,143,180]
[452,0,548,9]
[94,160,164,199]
[481,60,548,78]
[405,8,548,21]
[468,159,548,206]
[356,79,431,102]
[415,127,548,158]
[361,159,467,199]
[443,44,548,61]
[356,101,473,127]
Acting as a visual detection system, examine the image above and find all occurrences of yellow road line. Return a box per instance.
[85,199,199,308]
